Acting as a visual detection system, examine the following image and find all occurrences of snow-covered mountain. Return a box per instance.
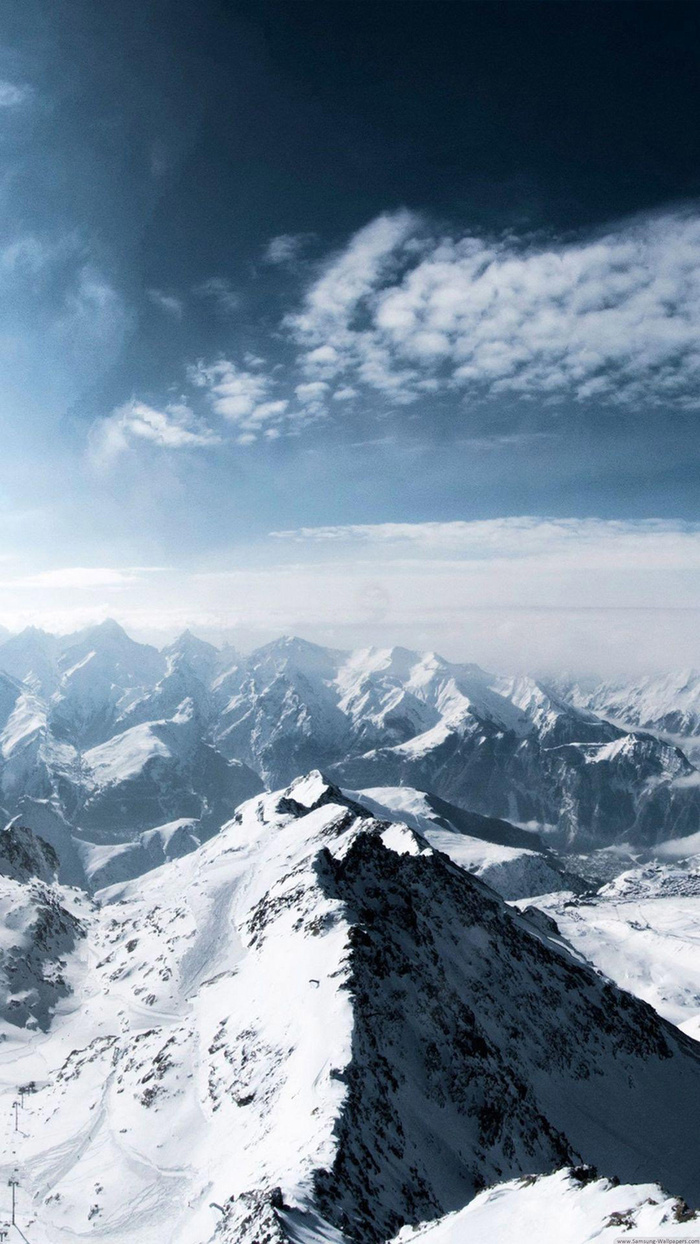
[526,853,700,1043]
[0,625,262,883]
[2,624,700,885]
[0,774,699,1243]
[559,669,700,739]
[206,637,700,851]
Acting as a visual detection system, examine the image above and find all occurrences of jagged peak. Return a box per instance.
[166,628,220,654]
[275,770,364,821]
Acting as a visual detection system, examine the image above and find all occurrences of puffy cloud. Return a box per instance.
[287,208,700,410]
[191,360,289,438]
[89,400,220,466]
[288,210,417,375]
[192,359,318,442]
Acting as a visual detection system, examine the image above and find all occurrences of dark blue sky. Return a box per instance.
[2,1,700,653]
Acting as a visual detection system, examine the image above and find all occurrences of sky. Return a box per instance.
[2,0,700,671]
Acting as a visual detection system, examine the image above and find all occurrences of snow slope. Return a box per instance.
[526,859,700,1040]
[0,777,699,1243]
[351,786,587,900]
[391,1168,698,1244]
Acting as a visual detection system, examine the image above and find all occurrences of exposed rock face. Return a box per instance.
[0,822,59,884]
[0,825,87,1030]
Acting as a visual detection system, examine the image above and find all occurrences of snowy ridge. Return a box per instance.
[390,1168,699,1244]
[560,669,700,740]
[350,785,588,900]
[0,776,699,1242]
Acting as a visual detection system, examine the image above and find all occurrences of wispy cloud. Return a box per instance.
[262,233,312,265]
[271,516,700,570]
[287,207,700,411]
[0,81,31,108]
[6,567,159,589]
[194,276,239,314]
[89,399,220,466]
[147,288,184,318]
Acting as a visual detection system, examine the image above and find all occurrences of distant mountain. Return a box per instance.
[557,669,700,742]
[208,637,700,850]
[0,624,699,880]
[3,776,699,1241]
[0,626,60,695]
[49,619,167,747]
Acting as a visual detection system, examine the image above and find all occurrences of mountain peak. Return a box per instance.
[91,617,129,640]
[167,628,220,655]
[250,634,348,677]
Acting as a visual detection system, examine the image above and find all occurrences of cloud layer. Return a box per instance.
[3,518,700,675]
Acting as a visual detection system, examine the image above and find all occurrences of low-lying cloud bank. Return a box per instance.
[1,518,699,675]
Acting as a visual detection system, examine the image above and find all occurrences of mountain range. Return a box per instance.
[2,622,700,891]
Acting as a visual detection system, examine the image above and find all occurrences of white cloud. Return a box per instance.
[191,359,310,442]
[270,517,700,574]
[287,210,417,391]
[0,81,31,108]
[287,207,700,409]
[89,399,220,466]
[147,288,184,318]
[57,265,131,362]
[7,567,157,589]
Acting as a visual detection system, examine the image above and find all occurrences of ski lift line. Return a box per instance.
[7,1179,18,1228]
